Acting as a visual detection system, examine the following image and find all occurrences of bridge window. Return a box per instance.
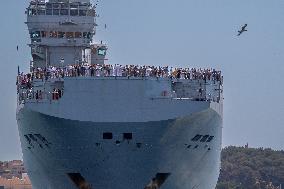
[28,9,37,16]
[58,32,65,38]
[66,32,74,38]
[88,32,92,39]
[46,3,52,9]
[83,32,88,39]
[46,9,52,15]
[87,32,92,39]
[79,10,87,16]
[49,31,58,38]
[53,4,60,9]
[75,32,82,38]
[98,49,106,56]
[60,9,68,16]
[30,31,40,39]
[53,9,59,15]
[70,4,78,9]
[70,9,78,16]
[82,32,92,39]
[37,9,46,15]
[27,3,94,17]
[61,3,69,8]
[41,31,47,38]
[70,4,79,16]
[27,9,32,15]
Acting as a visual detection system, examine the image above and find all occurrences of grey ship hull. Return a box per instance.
[17,107,222,189]
[20,0,224,188]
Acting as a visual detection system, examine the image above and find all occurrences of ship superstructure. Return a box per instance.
[26,0,106,68]
[16,0,224,189]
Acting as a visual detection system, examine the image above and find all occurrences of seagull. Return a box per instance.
[237,24,248,36]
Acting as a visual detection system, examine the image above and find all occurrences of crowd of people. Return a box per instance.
[17,64,223,85]
[18,88,63,102]
[17,64,223,103]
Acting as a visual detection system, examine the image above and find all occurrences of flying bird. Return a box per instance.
[237,24,248,36]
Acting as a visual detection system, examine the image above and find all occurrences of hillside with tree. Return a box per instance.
[217,146,284,189]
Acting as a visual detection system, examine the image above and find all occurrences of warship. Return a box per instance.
[16,0,224,188]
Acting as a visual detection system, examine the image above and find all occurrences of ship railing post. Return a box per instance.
[45,46,48,70]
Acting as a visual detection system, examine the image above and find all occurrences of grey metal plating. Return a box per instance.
[17,0,224,188]
[17,107,222,189]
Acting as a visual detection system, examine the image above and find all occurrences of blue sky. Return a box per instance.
[0,0,283,160]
